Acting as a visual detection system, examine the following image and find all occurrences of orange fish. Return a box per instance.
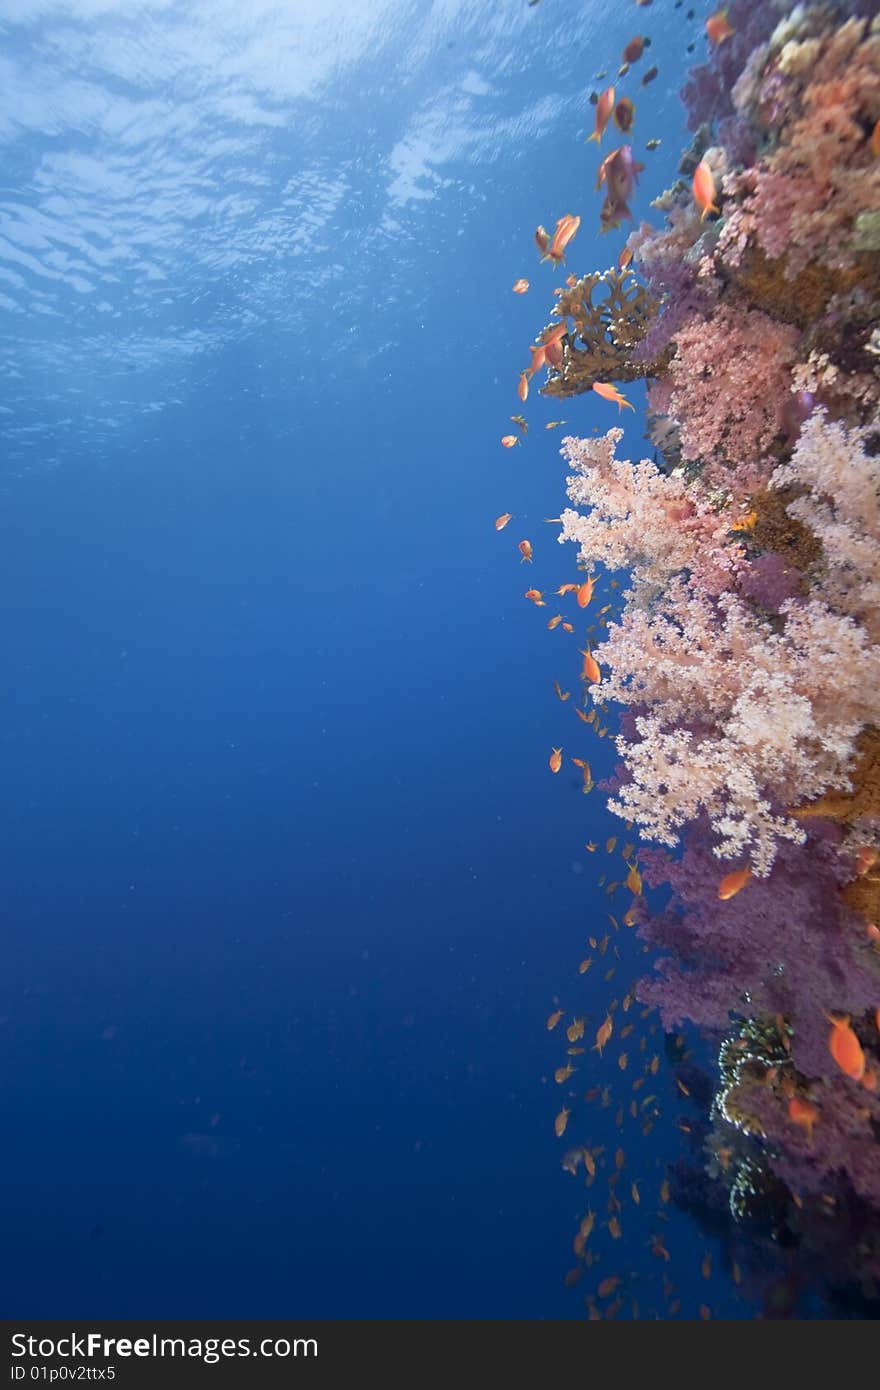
[826,1013,865,1081]
[534,226,550,256]
[544,214,581,266]
[580,648,601,684]
[554,1106,571,1138]
[718,866,751,901]
[625,864,642,895]
[592,381,634,412]
[547,614,563,630]
[518,372,529,402]
[788,1095,819,1139]
[567,1017,585,1043]
[549,746,563,773]
[597,1275,620,1298]
[524,588,545,605]
[512,278,529,294]
[692,160,719,220]
[618,245,633,270]
[501,434,519,449]
[701,1252,712,1280]
[594,1015,613,1054]
[555,1062,576,1084]
[622,35,649,63]
[561,622,574,633]
[608,1217,622,1239]
[583,1150,596,1178]
[518,539,533,563]
[494,513,512,531]
[553,680,570,701]
[546,1009,564,1030]
[557,583,580,596]
[587,86,615,144]
[705,8,735,43]
[613,97,636,134]
[576,578,595,608]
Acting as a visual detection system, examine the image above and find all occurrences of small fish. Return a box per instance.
[592,381,634,412]
[545,214,581,266]
[788,1095,819,1139]
[605,837,617,853]
[579,1211,596,1242]
[518,539,533,563]
[594,1015,613,1054]
[545,420,568,429]
[547,614,563,629]
[561,622,574,633]
[617,1052,628,1071]
[622,34,649,64]
[660,1178,670,1203]
[518,372,529,402]
[583,1150,596,1178]
[512,278,530,293]
[567,1017,585,1043]
[556,582,579,595]
[597,1275,620,1298]
[651,1237,670,1261]
[645,138,661,150]
[692,159,719,220]
[641,65,658,86]
[549,746,563,774]
[584,842,597,853]
[625,864,642,895]
[534,225,550,256]
[826,1013,865,1081]
[576,577,595,609]
[555,1062,576,1084]
[607,1217,622,1240]
[718,866,751,900]
[578,958,593,974]
[580,648,601,684]
[501,434,519,449]
[546,1009,564,1030]
[587,86,615,144]
[494,512,513,531]
[705,8,735,43]
[613,97,635,134]
[553,680,570,701]
[510,413,528,433]
[524,588,545,605]
[617,246,633,270]
[701,1252,712,1281]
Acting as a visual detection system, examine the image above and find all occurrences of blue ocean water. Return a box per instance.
[1,1,748,1318]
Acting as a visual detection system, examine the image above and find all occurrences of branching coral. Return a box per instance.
[540,269,664,398]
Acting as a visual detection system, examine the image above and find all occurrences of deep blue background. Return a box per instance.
[0,0,749,1317]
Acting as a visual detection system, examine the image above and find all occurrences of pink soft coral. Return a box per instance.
[652,305,798,488]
